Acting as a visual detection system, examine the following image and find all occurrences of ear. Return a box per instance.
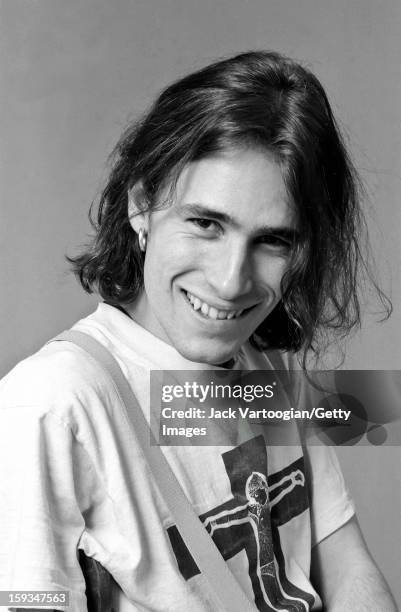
[127,183,150,234]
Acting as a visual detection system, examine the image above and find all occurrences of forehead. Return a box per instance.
[171,148,296,229]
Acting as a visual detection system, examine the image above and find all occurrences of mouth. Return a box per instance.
[182,290,257,321]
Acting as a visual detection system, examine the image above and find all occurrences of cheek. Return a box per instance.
[143,235,201,291]
[275,264,288,294]
[142,246,165,297]
[150,234,204,270]
[258,258,289,296]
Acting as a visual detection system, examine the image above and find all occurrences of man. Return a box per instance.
[0,51,396,611]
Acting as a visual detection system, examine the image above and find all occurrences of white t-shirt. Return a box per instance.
[0,303,354,611]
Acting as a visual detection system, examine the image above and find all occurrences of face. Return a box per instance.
[128,148,298,365]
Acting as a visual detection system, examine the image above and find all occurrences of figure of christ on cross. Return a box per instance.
[168,436,314,611]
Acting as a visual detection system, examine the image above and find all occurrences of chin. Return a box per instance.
[178,339,238,367]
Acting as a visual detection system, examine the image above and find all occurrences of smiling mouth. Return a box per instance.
[183,290,256,320]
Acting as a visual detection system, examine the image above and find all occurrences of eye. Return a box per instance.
[189,218,221,232]
[258,234,293,251]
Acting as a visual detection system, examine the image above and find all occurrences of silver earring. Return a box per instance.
[138,227,147,252]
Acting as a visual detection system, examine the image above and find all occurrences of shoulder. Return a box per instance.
[0,338,117,427]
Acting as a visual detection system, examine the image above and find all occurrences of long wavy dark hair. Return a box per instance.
[68,50,390,360]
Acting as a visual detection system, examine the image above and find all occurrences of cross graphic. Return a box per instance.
[168,436,315,611]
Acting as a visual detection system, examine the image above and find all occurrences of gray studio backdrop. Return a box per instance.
[1,0,400,605]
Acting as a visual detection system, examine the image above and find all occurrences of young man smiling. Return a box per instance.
[127,148,296,366]
[0,51,396,611]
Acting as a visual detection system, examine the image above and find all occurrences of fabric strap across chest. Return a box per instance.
[53,329,258,612]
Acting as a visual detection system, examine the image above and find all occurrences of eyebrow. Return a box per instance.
[179,203,300,242]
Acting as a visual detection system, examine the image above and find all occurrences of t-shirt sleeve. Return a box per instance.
[0,404,94,611]
[306,444,355,547]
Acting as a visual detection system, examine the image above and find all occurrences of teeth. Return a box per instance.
[193,298,201,311]
[208,306,219,319]
[201,302,209,316]
[186,292,244,320]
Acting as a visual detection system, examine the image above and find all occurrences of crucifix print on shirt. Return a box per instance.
[168,436,315,611]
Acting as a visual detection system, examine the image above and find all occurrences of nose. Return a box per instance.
[207,240,253,300]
